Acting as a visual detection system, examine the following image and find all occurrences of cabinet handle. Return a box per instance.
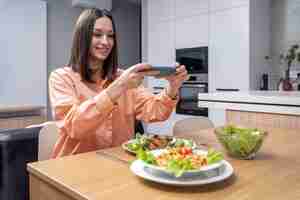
[216,88,239,92]
[153,86,164,90]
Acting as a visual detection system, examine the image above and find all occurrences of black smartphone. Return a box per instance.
[149,65,176,77]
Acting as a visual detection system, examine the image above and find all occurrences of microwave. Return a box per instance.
[176,47,208,74]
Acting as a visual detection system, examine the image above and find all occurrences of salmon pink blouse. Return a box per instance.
[49,67,177,158]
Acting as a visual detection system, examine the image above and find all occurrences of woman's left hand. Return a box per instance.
[162,63,189,99]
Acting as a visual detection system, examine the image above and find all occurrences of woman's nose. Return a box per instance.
[100,35,109,45]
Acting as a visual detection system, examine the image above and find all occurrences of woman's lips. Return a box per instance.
[95,47,110,55]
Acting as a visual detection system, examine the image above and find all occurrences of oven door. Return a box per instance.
[176,83,208,116]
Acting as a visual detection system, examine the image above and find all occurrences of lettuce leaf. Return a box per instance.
[207,149,223,164]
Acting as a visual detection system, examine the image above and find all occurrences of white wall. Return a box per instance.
[47,0,82,73]
[0,0,47,106]
[271,0,300,87]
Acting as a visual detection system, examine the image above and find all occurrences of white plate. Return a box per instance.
[130,159,233,186]
[122,139,138,154]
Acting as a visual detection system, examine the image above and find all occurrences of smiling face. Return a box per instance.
[89,16,115,64]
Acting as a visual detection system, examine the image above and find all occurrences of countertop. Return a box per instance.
[198,91,300,115]
[198,91,300,106]
[0,105,45,113]
[28,128,300,200]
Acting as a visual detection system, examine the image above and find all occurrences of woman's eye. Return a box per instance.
[93,33,103,38]
[107,34,115,39]
[93,33,114,39]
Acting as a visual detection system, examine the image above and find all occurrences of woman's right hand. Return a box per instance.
[106,63,159,103]
[117,63,159,89]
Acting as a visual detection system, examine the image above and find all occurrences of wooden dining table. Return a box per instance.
[27,128,300,200]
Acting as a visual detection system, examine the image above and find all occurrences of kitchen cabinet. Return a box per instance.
[0,106,46,129]
[148,20,175,66]
[208,0,271,126]
[209,0,271,92]
[147,0,174,22]
[174,0,209,18]
[209,0,249,12]
[0,116,45,129]
[209,6,250,92]
[175,14,209,49]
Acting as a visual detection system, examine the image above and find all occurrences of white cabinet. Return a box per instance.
[148,20,175,65]
[175,0,209,18]
[210,0,249,12]
[146,0,175,90]
[175,14,209,49]
[209,6,250,92]
[208,0,271,126]
[148,0,174,22]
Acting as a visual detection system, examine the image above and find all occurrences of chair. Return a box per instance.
[173,117,214,137]
[27,121,60,161]
[37,121,59,161]
[135,120,144,136]
[0,126,41,200]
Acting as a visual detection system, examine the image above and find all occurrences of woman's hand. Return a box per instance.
[118,63,160,89]
[106,63,159,103]
[163,64,188,99]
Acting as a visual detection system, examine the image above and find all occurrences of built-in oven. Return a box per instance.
[175,46,209,116]
[176,82,208,116]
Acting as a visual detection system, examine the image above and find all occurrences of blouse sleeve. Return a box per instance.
[133,85,178,123]
[48,70,115,140]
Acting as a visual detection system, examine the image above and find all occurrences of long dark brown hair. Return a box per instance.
[68,8,118,83]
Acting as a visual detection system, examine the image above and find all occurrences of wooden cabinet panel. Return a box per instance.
[0,116,46,129]
[0,118,21,129]
[226,110,300,130]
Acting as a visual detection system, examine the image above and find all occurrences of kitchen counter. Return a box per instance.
[0,105,46,129]
[0,105,45,113]
[27,128,300,200]
[198,91,300,129]
[198,91,300,115]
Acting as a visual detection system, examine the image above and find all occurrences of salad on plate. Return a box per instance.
[123,133,196,154]
[136,147,223,177]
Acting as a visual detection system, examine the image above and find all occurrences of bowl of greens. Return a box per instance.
[214,125,267,159]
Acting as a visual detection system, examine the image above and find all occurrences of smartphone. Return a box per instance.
[148,65,176,77]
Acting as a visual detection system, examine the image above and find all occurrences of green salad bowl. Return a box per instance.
[214,125,267,160]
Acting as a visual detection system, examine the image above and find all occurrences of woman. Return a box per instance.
[49,8,188,158]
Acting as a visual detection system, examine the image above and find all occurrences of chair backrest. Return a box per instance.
[173,117,214,137]
[37,121,59,161]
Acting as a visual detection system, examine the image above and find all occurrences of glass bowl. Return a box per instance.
[214,125,267,159]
